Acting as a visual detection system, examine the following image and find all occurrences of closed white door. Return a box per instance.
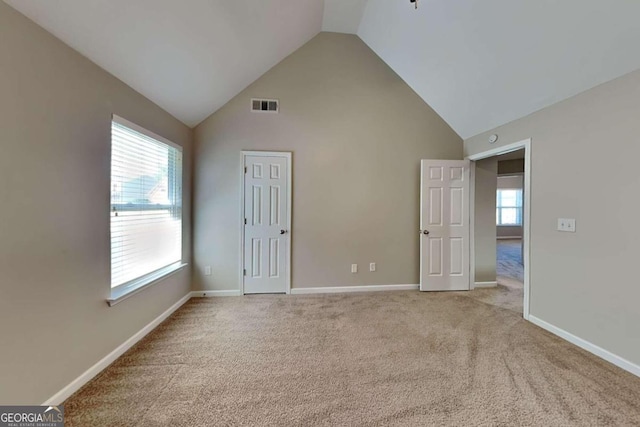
[420,160,470,291]
[243,154,290,294]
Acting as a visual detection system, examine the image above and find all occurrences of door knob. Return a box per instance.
[280,229,288,234]
[422,230,429,235]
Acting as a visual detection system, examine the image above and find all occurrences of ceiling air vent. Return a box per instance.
[251,98,279,113]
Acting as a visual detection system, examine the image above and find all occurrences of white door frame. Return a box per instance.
[239,151,293,295]
[466,138,531,320]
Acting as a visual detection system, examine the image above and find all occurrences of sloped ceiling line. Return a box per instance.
[6,0,640,137]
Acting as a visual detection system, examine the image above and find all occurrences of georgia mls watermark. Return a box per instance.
[0,406,64,427]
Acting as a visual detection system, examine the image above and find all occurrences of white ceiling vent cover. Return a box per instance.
[251,98,279,113]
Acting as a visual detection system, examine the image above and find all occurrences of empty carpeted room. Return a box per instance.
[2,0,640,425]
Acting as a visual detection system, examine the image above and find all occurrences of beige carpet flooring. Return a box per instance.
[463,239,525,314]
[464,275,524,314]
[64,291,640,426]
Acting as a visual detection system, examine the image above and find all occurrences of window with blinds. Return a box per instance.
[496,189,523,226]
[110,116,183,289]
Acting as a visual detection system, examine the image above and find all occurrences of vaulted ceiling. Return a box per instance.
[4,0,324,127]
[6,0,640,137]
[358,0,640,138]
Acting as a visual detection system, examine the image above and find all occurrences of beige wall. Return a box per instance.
[194,32,462,291]
[497,226,523,239]
[497,175,524,238]
[0,3,193,404]
[498,159,525,175]
[465,69,640,366]
[474,158,497,283]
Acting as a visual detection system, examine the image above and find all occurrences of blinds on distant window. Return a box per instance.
[496,189,523,226]
[110,116,182,288]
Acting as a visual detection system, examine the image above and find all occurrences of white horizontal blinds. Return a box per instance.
[496,189,523,225]
[110,119,182,288]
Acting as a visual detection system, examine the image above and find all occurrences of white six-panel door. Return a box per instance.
[420,160,470,291]
[243,154,290,294]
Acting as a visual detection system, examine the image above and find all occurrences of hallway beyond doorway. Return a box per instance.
[465,239,524,314]
[497,239,523,282]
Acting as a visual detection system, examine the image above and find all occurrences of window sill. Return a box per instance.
[107,262,188,307]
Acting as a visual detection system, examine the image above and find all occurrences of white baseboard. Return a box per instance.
[497,236,522,240]
[474,281,498,288]
[191,290,242,297]
[529,315,640,378]
[42,293,192,406]
[291,284,418,295]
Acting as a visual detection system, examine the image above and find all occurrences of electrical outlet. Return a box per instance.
[370,262,376,272]
[351,264,358,273]
[557,218,576,233]
[204,266,212,276]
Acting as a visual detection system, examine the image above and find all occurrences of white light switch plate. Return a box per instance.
[557,218,576,232]
[351,264,358,273]
[204,266,212,276]
[370,262,376,272]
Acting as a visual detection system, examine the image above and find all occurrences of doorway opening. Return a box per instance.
[495,152,525,313]
[468,139,531,319]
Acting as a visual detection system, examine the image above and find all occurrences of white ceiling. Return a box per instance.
[5,0,323,127]
[6,0,640,137]
[322,0,369,34]
[358,0,640,138]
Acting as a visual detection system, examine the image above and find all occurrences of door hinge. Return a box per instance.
[243,269,246,276]
[244,167,247,173]
[244,218,247,225]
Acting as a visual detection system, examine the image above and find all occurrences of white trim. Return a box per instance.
[42,293,192,405]
[241,150,292,157]
[474,281,498,288]
[191,290,242,297]
[466,138,531,320]
[469,162,476,290]
[290,284,418,295]
[108,262,188,306]
[529,315,640,378]
[112,114,183,151]
[240,151,293,295]
[467,139,528,161]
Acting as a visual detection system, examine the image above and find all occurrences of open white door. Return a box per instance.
[242,152,291,294]
[420,160,470,291]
